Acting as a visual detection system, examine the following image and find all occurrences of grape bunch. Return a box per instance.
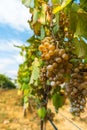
[39,37,55,60]
[65,63,87,116]
[39,66,47,85]
[39,37,72,88]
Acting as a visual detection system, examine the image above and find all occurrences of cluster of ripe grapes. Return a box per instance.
[66,63,87,116]
[39,36,72,88]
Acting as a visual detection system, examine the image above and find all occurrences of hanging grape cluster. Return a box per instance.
[65,63,87,116]
[39,37,69,86]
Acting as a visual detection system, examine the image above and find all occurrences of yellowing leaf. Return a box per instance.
[33,8,38,24]
[53,0,72,14]
[18,90,22,96]
[38,3,47,25]
[30,58,40,85]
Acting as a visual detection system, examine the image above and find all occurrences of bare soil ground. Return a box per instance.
[0,89,87,130]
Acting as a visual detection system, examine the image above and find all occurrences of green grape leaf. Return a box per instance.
[53,0,72,14]
[22,0,34,8]
[37,107,47,119]
[24,88,30,96]
[72,38,87,58]
[27,35,35,43]
[22,77,29,84]
[53,13,59,34]
[22,83,28,91]
[30,58,40,85]
[70,58,80,63]
[70,12,78,34]
[33,8,38,24]
[38,3,47,25]
[75,11,87,39]
[70,3,80,33]
[24,96,28,103]
[80,0,87,11]
[33,22,41,36]
[52,0,60,5]
[53,25,58,34]
[27,35,40,44]
[52,93,64,110]
[70,4,87,39]
[40,26,45,40]
[34,0,39,7]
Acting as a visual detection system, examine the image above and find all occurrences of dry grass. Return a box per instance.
[0,89,87,130]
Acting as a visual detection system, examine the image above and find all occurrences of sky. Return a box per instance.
[0,0,33,79]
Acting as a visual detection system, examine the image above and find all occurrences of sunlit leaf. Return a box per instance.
[40,26,45,40]
[72,38,87,58]
[22,77,29,83]
[38,3,47,25]
[37,107,47,119]
[33,8,38,24]
[30,58,40,85]
[24,96,29,104]
[18,90,22,96]
[52,0,60,5]
[24,88,30,96]
[22,83,28,91]
[75,11,87,39]
[22,0,34,8]
[53,0,72,14]
[70,4,87,39]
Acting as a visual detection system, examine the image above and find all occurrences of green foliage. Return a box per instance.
[37,107,47,120]
[52,0,60,5]
[80,0,87,11]
[41,26,45,40]
[69,2,87,39]
[75,11,87,39]
[52,93,64,111]
[30,58,40,85]
[72,38,87,58]
[53,0,72,14]
[0,74,16,89]
[22,0,34,8]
